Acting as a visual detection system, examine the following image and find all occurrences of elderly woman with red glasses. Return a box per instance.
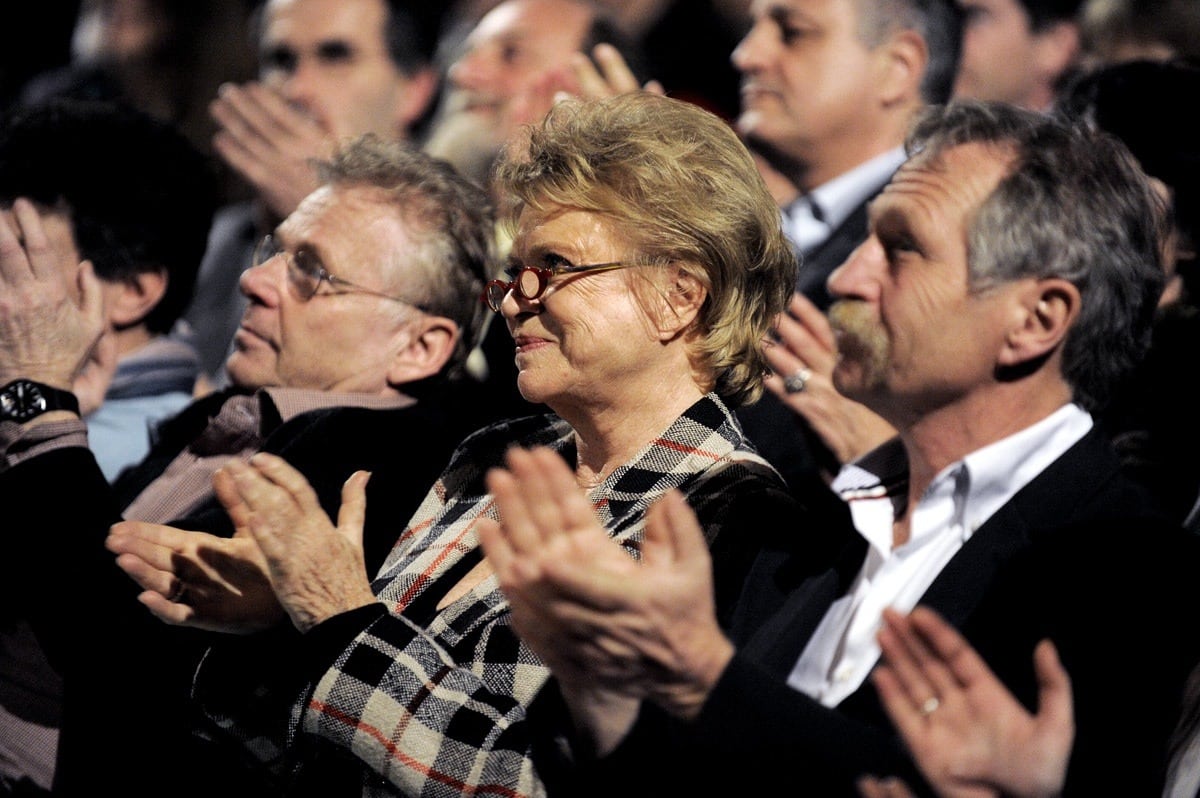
[109,92,809,796]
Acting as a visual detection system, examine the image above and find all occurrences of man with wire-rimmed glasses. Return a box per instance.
[0,134,501,797]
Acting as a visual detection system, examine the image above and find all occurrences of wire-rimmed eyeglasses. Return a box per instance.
[482,261,629,313]
[253,234,429,311]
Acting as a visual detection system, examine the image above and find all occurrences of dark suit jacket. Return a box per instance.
[0,385,498,797]
[561,427,1200,797]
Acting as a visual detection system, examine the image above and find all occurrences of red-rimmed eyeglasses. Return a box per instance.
[482,261,629,312]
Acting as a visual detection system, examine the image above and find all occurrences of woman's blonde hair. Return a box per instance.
[492,92,796,407]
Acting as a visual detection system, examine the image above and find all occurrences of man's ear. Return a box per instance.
[1032,20,1080,91]
[998,278,1080,367]
[395,66,440,134]
[108,268,168,329]
[876,28,928,108]
[387,316,460,385]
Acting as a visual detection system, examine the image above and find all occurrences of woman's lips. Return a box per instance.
[512,334,550,354]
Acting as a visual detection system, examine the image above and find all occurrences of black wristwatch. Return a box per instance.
[0,379,80,422]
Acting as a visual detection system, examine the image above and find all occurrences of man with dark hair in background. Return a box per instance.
[0,96,219,796]
[952,0,1085,110]
[0,98,219,481]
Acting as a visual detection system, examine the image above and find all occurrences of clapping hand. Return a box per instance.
[567,43,664,99]
[107,517,283,634]
[108,454,378,633]
[858,607,1073,798]
[477,446,735,754]
[0,199,104,391]
[210,81,334,220]
[210,453,377,632]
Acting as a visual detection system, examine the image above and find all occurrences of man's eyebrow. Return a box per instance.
[297,239,333,265]
[315,40,354,59]
[259,43,295,63]
[274,229,330,263]
[766,4,805,26]
[869,204,907,234]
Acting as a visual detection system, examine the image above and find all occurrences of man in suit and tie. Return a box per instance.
[733,0,965,494]
[479,101,1200,796]
[733,0,963,310]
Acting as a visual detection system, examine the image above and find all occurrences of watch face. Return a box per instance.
[0,381,49,421]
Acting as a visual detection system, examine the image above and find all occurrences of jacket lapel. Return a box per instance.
[740,426,1130,681]
[913,426,1126,628]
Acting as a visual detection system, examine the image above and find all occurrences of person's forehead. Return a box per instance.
[512,206,620,255]
[874,143,1012,225]
[282,186,412,267]
[956,0,1028,21]
[469,0,591,48]
[263,0,388,48]
[751,0,856,23]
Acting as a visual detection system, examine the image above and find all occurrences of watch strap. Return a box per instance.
[0,379,81,420]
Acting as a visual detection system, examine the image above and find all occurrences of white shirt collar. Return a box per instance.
[832,402,1094,551]
[788,403,1093,707]
[956,402,1094,533]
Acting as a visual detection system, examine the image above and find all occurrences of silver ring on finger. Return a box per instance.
[783,367,813,394]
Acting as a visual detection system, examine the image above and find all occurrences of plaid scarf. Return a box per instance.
[198,393,780,797]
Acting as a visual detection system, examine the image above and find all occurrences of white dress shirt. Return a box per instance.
[787,403,1094,706]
